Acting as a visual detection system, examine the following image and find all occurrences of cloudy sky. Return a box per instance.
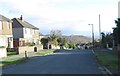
[0,0,119,38]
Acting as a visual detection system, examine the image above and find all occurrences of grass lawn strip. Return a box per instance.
[7,52,17,56]
[0,57,28,68]
[94,50,119,69]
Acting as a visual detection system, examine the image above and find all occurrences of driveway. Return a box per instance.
[2,50,102,74]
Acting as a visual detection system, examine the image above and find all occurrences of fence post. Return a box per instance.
[25,51,28,59]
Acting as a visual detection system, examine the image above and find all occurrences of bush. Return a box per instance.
[24,42,35,46]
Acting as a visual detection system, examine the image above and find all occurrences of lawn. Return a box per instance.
[7,52,17,56]
[0,57,28,68]
[36,50,55,55]
[94,49,119,69]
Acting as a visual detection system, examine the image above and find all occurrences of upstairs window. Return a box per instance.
[25,28,27,34]
[34,29,35,34]
[0,21,2,30]
[30,29,32,34]
[7,21,10,29]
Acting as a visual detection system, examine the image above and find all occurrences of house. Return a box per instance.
[12,15,40,47]
[0,14,13,58]
[0,14,13,48]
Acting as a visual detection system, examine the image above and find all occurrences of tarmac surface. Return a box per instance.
[2,50,102,74]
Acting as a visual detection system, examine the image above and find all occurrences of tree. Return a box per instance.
[101,32,113,48]
[114,18,120,45]
[71,42,76,49]
[48,36,58,47]
[40,38,49,49]
[57,37,67,49]
[64,42,69,49]
[57,38,66,46]
[105,33,113,48]
[50,30,62,37]
[40,38,48,45]
[66,42,76,49]
[101,32,106,48]
[113,18,120,51]
[48,30,63,48]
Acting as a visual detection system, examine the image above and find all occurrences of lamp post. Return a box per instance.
[88,24,94,50]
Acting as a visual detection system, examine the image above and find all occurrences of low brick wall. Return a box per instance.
[18,46,34,54]
[36,45,43,51]
[0,48,7,58]
[18,45,43,54]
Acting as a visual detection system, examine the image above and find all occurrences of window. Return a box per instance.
[32,29,34,34]
[34,29,35,34]
[0,37,6,47]
[0,21,2,30]
[30,29,32,34]
[36,30,39,34]
[7,21,10,29]
[25,28,27,34]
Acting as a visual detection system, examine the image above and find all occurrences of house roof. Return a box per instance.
[0,14,12,22]
[12,18,39,30]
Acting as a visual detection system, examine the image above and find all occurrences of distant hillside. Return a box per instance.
[64,35,92,44]
[43,34,92,44]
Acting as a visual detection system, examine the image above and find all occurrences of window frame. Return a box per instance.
[0,20,2,30]
[7,21,10,29]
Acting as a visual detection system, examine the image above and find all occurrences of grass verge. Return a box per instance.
[94,49,119,69]
[0,57,28,68]
[36,50,55,55]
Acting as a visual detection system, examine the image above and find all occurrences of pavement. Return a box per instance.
[1,52,40,61]
[1,50,102,74]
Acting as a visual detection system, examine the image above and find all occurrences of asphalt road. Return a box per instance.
[2,50,102,74]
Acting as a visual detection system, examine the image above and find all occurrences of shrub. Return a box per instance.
[24,42,35,46]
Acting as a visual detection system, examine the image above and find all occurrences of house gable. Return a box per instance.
[12,18,39,30]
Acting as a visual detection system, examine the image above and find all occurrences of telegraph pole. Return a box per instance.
[99,14,101,40]
[99,14,102,48]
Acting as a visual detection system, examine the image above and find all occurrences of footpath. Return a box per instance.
[1,52,40,61]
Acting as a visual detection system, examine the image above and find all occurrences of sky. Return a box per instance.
[0,0,119,38]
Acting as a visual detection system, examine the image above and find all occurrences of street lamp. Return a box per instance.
[88,24,94,50]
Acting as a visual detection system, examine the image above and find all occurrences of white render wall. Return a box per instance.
[0,48,7,58]
[0,36,6,47]
[23,28,32,38]
[0,35,13,48]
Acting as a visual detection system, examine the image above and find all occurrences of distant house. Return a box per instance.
[12,15,40,47]
[0,14,13,48]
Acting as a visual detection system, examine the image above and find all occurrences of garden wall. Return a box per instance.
[18,45,43,54]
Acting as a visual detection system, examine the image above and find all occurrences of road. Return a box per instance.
[2,50,102,74]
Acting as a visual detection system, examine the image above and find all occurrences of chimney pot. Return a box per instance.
[20,15,23,20]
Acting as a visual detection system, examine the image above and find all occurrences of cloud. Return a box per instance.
[0,0,119,38]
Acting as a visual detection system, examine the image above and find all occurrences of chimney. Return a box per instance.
[20,15,23,20]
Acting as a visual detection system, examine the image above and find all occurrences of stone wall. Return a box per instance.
[51,45,60,49]
[0,48,7,58]
[18,45,43,54]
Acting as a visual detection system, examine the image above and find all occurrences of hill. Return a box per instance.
[64,35,92,44]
